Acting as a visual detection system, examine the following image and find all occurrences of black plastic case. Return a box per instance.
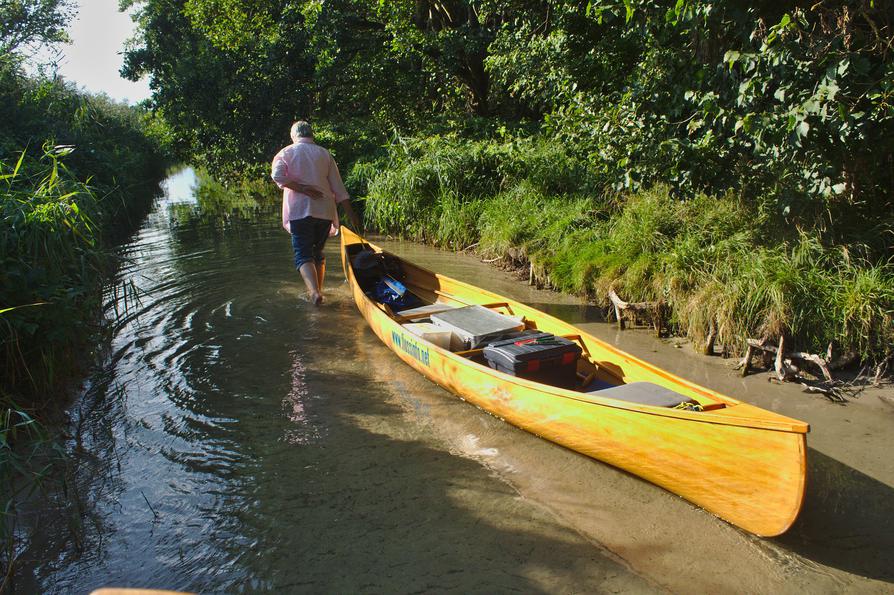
[483,333,582,389]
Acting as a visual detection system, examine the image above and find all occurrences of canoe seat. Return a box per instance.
[590,382,697,408]
[580,377,615,392]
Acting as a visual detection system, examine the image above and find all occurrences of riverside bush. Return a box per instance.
[1,64,170,408]
[1,83,169,584]
[2,14,170,579]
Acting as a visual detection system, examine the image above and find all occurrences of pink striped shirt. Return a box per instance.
[271,138,349,234]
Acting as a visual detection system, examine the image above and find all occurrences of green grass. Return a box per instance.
[1,147,106,399]
[362,133,894,364]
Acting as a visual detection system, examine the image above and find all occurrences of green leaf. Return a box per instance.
[837,59,850,76]
[724,50,740,70]
[13,150,26,177]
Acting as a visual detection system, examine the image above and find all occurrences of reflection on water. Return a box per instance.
[167,167,279,227]
[159,166,198,204]
[16,168,894,593]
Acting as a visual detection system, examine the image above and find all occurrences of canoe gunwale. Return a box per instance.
[341,230,808,436]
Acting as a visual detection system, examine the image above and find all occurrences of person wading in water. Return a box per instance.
[271,120,361,305]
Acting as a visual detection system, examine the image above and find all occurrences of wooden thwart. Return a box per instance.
[433,290,515,315]
[394,310,443,323]
[560,333,591,357]
[454,347,484,358]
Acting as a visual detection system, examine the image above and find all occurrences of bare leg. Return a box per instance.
[316,260,326,293]
[299,262,322,305]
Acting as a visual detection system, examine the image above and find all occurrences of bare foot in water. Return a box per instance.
[311,293,323,306]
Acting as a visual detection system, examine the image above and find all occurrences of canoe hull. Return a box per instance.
[341,230,807,536]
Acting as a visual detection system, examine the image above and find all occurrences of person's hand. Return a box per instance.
[305,186,325,200]
[286,182,325,200]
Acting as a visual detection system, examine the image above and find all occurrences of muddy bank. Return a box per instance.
[376,237,894,594]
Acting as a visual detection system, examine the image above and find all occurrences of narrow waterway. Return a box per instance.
[17,168,894,593]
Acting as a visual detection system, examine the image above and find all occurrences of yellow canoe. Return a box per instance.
[340,227,808,536]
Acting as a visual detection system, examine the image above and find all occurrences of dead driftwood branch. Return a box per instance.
[607,287,664,336]
[799,382,847,403]
[703,318,718,356]
[740,337,856,402]
[874,358,890,386]
[738,336,767,376]
[775,335,794,381]
[741,338,834,382]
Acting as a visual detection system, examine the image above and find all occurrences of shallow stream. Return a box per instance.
[17,168,894,593]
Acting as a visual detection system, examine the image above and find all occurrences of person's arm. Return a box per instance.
[328,155,361,230]
[339,199,362,232]
[282,181,325,200]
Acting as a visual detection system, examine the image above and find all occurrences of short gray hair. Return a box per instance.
[290,120,313,141]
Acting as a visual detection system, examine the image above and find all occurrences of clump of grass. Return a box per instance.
[547,230,610,295]
[831,258,894,361]
[589,186,682,299]
[478,183,555,255]
[1,148,106,400]
[362,134,596,242]
[433,191,483,249]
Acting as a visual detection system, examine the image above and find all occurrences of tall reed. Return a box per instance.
[1,147,106,399]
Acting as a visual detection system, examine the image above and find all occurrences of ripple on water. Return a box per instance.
[34,184,836,594]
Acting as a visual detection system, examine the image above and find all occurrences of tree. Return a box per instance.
[122,0,316,174]
[0,0,73,58]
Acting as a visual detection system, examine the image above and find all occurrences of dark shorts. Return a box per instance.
[289,216,331,269]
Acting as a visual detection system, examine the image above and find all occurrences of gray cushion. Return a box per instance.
[590,381,695,408]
